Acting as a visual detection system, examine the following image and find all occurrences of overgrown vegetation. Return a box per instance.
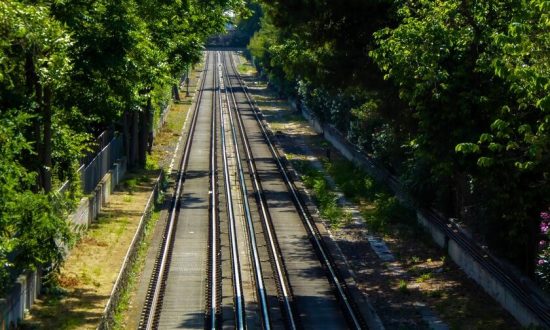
[246,0,549,283]
[293,159,351,227]
[0,0,244,297]
[112,209,161,329]
[292,156,414,232]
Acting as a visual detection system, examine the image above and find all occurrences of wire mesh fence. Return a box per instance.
[81,135,124,194]
[56,132,124,195]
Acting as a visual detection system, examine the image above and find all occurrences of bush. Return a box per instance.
[536,212,550,292]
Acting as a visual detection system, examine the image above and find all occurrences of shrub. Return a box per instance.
[536,211,550,292]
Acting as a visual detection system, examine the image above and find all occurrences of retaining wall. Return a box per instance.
[446,239,540,326]
[0,272,40,330]
[294,103,549,327]
[69,158,127,233]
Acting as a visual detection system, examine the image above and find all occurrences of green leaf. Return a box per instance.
[488,142,503,152]
[514,161,535,170]
[479,133,493,143]
[491,119,509,131]
[455,143,480,154]
[477,157,495,167]
[506,141,519,150]
[518,124,532,134]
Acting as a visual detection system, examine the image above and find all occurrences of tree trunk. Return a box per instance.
[42,86,53,193]
[130,110,139,168]
[172,84,180,101]
[123,110,131,164]
[138,98,152,167]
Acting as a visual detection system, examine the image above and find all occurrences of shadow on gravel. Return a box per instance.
[180,192,207,209]
[185,169,209,180]
[176,311,205,329]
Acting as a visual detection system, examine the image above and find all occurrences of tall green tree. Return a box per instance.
[0,0,244,296]
[372,0,549,273]
[0,0,74,294]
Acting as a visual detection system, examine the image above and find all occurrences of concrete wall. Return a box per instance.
[417,211,447,249]
[447,239,542,326]
[68,157,127,233]
[0,271,40,330]
[98,171,164,329]
[0,157,127,330]
[295,103,549,327]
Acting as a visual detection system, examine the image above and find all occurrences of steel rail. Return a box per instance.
[220,55,272,330]
[221,53,298,330]
[209,51,220,330]
[227,52,365,330]
[140,52,211,330]
[216,51,246,330]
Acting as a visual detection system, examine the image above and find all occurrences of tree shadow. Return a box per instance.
[179,192,207,210]
[22,288,110,329]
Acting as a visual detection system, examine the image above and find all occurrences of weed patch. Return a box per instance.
[124,178,138,194]
[293,159,350,227]
[397,279,409,294]
[112,210,161,329]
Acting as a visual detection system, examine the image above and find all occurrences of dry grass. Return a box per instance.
[23,172,157,329]
[147,65,203,171]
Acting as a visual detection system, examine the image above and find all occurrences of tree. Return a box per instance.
[0,0,77,295]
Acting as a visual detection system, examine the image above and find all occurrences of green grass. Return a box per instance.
[416,272,433,283]
[289,152,416,231]
[292,159,351,227]
[397,279,410,294]
[324,159,377,202]
[237,63,256,75]
[124,178,138,194]
[322,158,416,232]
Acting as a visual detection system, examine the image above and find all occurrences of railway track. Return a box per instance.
[222,51,365,329]
[138,50,367,329]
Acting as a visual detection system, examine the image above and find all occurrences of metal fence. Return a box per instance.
[81,135,124,194]
[81,130,115,166]
[153,103,170,137]
[57,130,122,195]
